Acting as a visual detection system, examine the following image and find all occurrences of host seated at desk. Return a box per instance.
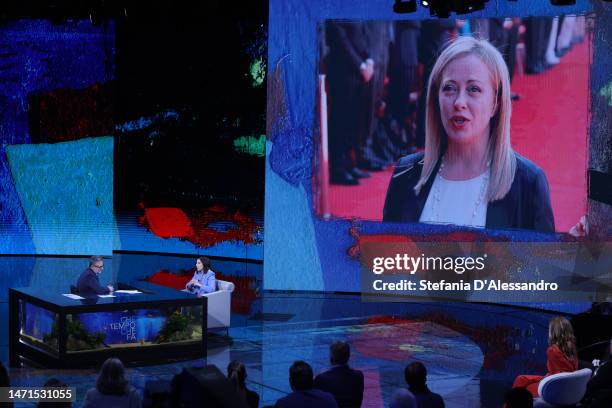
[185,257,216,297]
[76,256,114,296]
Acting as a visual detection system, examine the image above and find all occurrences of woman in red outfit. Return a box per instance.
[513,316,579,397]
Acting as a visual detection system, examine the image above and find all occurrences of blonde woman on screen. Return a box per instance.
[383,36,555,232]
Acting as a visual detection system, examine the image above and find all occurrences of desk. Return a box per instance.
[9,281,207,368]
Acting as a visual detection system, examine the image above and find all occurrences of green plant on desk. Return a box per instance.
[43,316,106,351]
[155,310,193,343]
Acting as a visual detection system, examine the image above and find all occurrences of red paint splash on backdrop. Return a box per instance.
[138,203,261,248]
[349,227,510,261]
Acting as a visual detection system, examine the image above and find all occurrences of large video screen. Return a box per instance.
[319,19,587,234]
[264,0,612,301]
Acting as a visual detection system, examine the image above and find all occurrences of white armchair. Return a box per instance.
[534,368,592,407]
[199,279,235,331]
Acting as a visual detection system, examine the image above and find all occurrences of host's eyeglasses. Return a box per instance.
[93,264,104,269]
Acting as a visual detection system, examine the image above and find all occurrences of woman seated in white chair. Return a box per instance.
[186,257,216,297]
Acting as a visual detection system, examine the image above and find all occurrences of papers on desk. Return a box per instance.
[114,290,142,294]
[62,293,85,300]
[98,294,116,298]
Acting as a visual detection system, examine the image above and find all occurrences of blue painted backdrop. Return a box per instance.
[0,7,267,260]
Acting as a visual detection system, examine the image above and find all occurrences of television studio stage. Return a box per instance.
[2,0,612,407]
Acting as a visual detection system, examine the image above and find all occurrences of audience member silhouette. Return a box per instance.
[389,388,416,408]
[228,360,259,408]
[314,341,364,407]
[402,362,444,408]
[275,360,337,408]
[82,357,141,408]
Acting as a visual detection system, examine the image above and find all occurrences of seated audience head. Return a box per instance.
[404,362,427,389]
[0,361,9,387]
[38,378,72,407]
[548,316,577,362]
[330,341,350,365]
[227,360,247,389]
[504,387,533,408]
[289,360,314,391]
[97,357,129,395]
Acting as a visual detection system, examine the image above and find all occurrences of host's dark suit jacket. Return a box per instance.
[76,268,111,296]
[383,152,555,232]
[314,365,364,408]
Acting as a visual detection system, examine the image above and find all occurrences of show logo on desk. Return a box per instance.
[78,309,166,345]
[109,316,137,342]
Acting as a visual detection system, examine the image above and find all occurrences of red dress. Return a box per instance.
[513,345,578,397]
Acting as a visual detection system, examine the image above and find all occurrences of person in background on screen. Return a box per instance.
[75,256,113,296]
[185,256,216,296]
[512,316,578,397]
[227,360,259,408]
[325,21,373,186]
[82,358,141,408]
[383,36,555,232]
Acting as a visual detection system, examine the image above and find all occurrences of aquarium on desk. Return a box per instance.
[20,302,203,352]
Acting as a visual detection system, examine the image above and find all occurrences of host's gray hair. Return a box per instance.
[89,256,104,266]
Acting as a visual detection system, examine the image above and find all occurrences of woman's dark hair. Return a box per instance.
[227,360,247,390]
[96,358,129,396]
[289,361,313,391]
[197,257,212,271]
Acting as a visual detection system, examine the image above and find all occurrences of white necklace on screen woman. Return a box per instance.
[429,157,491,226]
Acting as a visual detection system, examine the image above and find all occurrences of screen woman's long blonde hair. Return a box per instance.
[415,36,516,202]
